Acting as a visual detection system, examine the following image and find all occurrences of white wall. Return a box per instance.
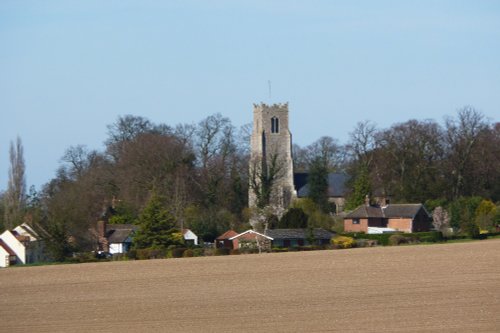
[0,231,26,264]
[183,230,198,245]
[0,247,10,268]
[109,243,124,254]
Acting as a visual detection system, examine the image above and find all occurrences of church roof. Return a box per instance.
[294,172,350,198]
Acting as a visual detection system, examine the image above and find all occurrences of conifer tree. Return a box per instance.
[132,193,182,249]
[307,157,330,212]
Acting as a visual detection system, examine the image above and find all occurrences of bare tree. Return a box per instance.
[305,136,345,171]
[347,120,378,168]
[4,136,26,229]
[444,106,487,198]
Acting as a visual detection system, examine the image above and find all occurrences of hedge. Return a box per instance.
[341,231,444,246]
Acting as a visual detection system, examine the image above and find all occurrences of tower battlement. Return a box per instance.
[253,102,289,110]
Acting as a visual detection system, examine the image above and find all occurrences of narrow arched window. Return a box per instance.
[271,117,279,133]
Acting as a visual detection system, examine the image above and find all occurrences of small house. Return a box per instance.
[215,230,239,249]
[0,239,17,268]
[229,230,273,251]
[182,229,199,246]
[265,228,334,248]
[0,223,47,267]
[344,203,431,233]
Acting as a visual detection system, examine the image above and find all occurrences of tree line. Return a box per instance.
[0,106,499,260]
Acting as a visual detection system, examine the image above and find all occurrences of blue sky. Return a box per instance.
[1,0,499,191]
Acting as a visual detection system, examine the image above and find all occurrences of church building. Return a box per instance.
[249,103,296,212]
[248,102,350,215]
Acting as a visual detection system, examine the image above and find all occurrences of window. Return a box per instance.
[271,117,279,133]
[352,218,360,224]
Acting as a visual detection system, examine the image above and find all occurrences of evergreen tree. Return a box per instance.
[278,208,309,229]
[133,194,182,249]
[345,165,371,210]
[307,157,330,212]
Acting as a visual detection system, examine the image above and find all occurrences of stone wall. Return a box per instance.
[249,103,295,211]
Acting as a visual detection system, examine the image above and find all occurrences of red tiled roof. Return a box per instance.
[216,230,238,240]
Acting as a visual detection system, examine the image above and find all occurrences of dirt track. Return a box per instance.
[1,240,499,332]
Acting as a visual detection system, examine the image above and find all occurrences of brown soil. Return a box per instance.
[1,239,499,332]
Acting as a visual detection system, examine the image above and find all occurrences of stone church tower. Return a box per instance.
[249,103,295,213]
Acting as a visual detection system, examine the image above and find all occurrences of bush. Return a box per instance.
[239,247,259,254]
[172,248,187,258]
[413,231,443,243]
[214,248,230,256]
[111,253,128,261]
[272,247,288,253]
[135,248,166,260]
[135,249,150,260]
[388,234,409,246]
[343,232,398,246]
[127,249,137,260]
[355,239,378,247]
[229,249,240,255]
[72,252,100,263]
[332,236,355,249]
[193,248,204,257]
[182,249,194,257]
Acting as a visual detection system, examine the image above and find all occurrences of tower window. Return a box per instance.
[271,117,279,133]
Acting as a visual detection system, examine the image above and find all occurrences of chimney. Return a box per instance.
[97,219,109,252]
[97,219,106,239]
[365,194,370,206]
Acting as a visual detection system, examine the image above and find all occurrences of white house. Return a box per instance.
[0,238,17,268]
[183,229,199,246]
[0,223,48,267]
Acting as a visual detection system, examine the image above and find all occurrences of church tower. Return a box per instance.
[249,103,295,213]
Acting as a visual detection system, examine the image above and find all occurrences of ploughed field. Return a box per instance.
[1,240,500,332]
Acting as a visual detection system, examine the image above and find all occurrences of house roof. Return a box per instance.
[345,204,428,219]
[105,224,138,231]
[0,239,16,256]
[106,224,138,244]
[295,173,350,198]
[345,205,385,218]
[182,229,196,236]
[13,223,39,241]
[229,230,273,241]
[265,228,333,240]
[216,230,238,240]
[383,204,427,218]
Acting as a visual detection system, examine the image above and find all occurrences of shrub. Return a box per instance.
[240,247,259,254]
[135,249,150,260]
[332,236,355,249]
[388,234,409,246]
[135,248,166,260]
[193,248,204,257]
[127,249,137,260]
[355,239,377,247]
[229,249,240,255]
[214,248,230,256]
[342,232,395,246]
[413,231,443,243]
[272,247,288,253]
[182,249,194,257]
[172,248,187,258]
